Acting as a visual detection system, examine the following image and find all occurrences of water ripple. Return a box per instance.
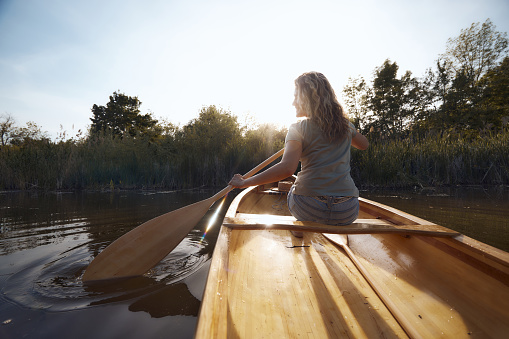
[1,231,211,312]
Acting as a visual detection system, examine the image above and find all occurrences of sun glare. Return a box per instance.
[256,214,275,226]
[201,196,227,242]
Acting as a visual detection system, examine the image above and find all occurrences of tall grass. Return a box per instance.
[1,129,507,190]
[351,131,509,188]
[0,128,285,191]
[0,135,179,190]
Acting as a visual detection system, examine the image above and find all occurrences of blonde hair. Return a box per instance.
[295,72,351,142]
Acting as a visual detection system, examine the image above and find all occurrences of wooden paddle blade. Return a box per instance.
[82,198,214,282]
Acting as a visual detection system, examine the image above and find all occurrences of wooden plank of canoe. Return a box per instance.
[196,228,409,338]
[324,233,509,338]
[224,213,460,237]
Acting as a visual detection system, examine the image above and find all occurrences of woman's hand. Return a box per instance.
[229,174,249,188]
[229,141,301,189]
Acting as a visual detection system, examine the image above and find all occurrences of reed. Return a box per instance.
[1,128,507,190]
[351,131,509,188]
[0,134,180,190]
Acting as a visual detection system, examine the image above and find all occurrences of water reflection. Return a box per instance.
[362,186,509,251]
[0,190,228,318]
[128,283,201,318]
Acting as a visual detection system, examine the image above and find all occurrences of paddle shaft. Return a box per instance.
[210,148,285,202]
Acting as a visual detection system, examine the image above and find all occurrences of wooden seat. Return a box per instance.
[224,213,460,237]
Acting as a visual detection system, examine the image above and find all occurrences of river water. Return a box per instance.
[1,187,508,338]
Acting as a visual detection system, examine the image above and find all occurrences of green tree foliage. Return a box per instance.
[177,105,243,186]
[0,118,50,147]
[342,77,369,132]
[404,69,433,129]
[366,60,416,137]
[370,60,402,135]
[0,113,16,147]
[477,56,509,130]
[90,91,158,138]
[241,123,287,171]
[343,19,508,138]
[441,19,508,84]
[433,19,508,132]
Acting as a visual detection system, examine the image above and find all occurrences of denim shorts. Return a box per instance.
[287,186,359,226]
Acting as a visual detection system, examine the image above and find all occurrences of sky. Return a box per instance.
[1,0,508,139]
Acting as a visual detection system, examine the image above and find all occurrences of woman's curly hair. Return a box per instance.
[295,72,351,142]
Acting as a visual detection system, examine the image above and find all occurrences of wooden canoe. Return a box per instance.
[195,179,509,338]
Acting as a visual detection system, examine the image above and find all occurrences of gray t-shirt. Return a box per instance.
[285,118,359,197]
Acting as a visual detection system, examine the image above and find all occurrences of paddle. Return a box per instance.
[83,148,285,282]
[323,233,421,339]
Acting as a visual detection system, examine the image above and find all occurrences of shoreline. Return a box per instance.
[1,183,508,194]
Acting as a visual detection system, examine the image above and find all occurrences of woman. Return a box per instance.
[229,71,369,237]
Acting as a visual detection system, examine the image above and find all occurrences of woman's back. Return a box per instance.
[286,118,359,197]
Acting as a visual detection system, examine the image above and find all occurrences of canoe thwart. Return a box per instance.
[224,213,460,237]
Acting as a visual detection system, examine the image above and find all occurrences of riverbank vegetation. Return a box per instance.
[1,19,508,191]
[0,105,287,190]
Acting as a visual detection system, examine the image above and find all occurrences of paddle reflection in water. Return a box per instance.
[0,190,230,339]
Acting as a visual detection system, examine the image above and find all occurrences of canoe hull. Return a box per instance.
[196,182,509,338]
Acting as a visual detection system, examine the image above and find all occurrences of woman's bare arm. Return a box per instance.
[351,132,369,150]
[229,140,302,188]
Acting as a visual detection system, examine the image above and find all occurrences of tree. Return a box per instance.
[243,123,286,165]
[480,56,509,110]
[407,68,437,126]
[342,77,369,132]
[180,105,242,152]
[440,19,508,84]
[90,91,158,138]
[477,56,509,130]
[0,115,50,147]
[421,20,508,134]
[177,105,243,186]
[368,60,412,137]
[0,113,16,147]
[432,60,453,110]
[411,62,452,133]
